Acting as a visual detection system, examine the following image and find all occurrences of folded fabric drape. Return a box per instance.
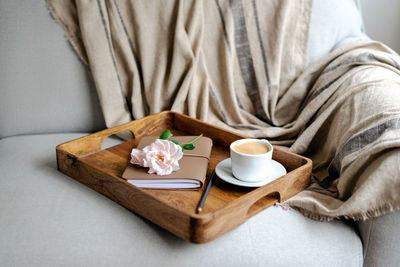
[47,0,400,220]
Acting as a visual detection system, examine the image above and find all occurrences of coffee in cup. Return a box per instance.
[230,139,273,182]
[233,141,270,155]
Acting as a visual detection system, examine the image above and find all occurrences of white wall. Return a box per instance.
[361,0,400,54]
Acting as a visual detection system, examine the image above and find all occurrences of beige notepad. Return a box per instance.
[122,136,213,189]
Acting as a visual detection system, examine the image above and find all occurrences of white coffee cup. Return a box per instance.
[230,139,274,182]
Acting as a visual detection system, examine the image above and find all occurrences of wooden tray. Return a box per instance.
[56,111,312,243]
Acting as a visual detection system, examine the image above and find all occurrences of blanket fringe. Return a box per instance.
[45,0,88,65]
[277,202,400,222]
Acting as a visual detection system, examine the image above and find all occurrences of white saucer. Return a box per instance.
[215,158,287,187]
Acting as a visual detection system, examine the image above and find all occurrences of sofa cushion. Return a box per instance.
[307,0,367,66]
[0,0,105,138]
[0,133,363,266]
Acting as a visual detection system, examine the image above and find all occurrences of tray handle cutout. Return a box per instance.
[101,130,134,150]
[91,126,136,153]
[57,123,138,156]
[246,191,280,219]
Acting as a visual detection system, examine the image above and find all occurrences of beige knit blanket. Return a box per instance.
[48,0,400,221]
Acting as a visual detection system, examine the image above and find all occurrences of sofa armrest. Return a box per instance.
[357,209,400,266]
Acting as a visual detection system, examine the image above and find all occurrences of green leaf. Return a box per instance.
[171,140,179,145]
[183,143,195,150]
[159,130,173,140]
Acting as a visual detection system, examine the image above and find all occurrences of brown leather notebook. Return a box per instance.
[122,136,213,189]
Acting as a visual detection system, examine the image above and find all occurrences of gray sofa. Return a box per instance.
[1,1,399,266]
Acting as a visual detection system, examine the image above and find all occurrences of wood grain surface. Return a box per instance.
[56,111,312,243]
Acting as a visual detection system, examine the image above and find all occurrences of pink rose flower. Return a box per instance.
[130,149,146,166]
[130,139,183,175]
